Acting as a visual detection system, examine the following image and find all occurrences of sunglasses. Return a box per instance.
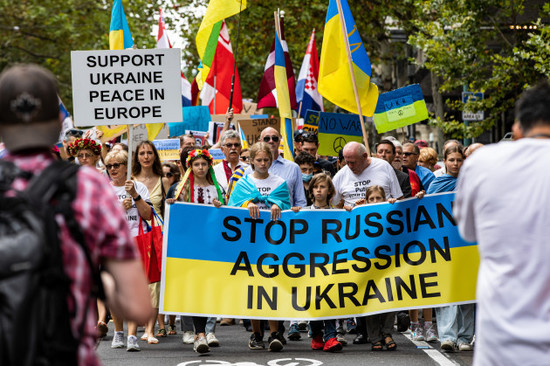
[105,162,125,170]
[164,172,174,178]
[66,129,84,138]
[240,156,249,161]
[225,143,240,148]
[403,152,418,157]
[263,135,280,143]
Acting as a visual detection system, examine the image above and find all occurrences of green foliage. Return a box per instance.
[0,0,168,112]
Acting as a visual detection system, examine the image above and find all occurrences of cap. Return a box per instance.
[414,139,429,148]
[294,129,305,140]
[0,64,61,151]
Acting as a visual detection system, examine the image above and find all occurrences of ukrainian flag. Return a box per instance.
[109,0,134,50]
[274,27,295,161]
[238,122,249,149]
[318,0,379,117]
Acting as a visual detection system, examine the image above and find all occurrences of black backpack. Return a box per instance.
[0,159,102,366]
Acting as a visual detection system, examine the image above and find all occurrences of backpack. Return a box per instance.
[0,159,102,366]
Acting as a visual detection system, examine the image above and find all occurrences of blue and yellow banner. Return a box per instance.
[374,84,429,133]
[161,192,478,320]
[317,112,363,156]
[109,0,134,50]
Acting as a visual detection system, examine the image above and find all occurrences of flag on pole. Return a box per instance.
[191,77,200,106]
[109,0,134,50]
[238,122,249,149]
[196,0,247,86]
[274,21,295,162]
[318,0,379,117]
[257,18,298,110]
[200,20,243,114]
[296,29,324,118]
[157,8,192,108]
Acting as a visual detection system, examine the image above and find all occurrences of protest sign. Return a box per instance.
[303,109,321,134]
[238,118,281,145]
[131,124,149,144]
[161,192,478,320]
[185,130,207,146]
[168,106,211,137]
[152,139,180,161]
[71,48,183,126]
[373,84,429,133]
[317,112,363,156]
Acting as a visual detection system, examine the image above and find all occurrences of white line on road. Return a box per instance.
[424,349,460,366]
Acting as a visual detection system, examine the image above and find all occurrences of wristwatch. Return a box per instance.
[133,195,142,202]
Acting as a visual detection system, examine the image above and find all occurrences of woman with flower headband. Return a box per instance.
[227,142,291,352]
[167,148,225,354]
[67,138,101,169]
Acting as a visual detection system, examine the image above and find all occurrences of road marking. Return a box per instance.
[424,349,460,366]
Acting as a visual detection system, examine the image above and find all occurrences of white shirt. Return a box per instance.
[213,159,248,191]
[331,157,403,206]
[454,139,550,366]
[249,174,285,210]
[112,181,151,237]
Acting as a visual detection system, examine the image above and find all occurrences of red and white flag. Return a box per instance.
[200,20,242,114]
[157,8,192,107]
[257,18,297,110]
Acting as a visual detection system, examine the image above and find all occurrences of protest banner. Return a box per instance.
[185,130,207,146]
[317,112,363,156]
[168,106,211,137]
[238,118,281,145]
[152,139,180,161]
[303,109,321,134]
[373,84,429,133]
[131,124,149,144]
[161,192,478,320]
[71,48,183,126]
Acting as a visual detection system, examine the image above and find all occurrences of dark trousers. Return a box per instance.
[365,312,396,344]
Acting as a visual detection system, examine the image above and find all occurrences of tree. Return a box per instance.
[409,0,550,139]
[0,0,169,112]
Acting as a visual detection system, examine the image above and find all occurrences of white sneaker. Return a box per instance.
[111,331,125,349]
[126,335,140,352]
[424,323,438,342]
[459,343,473,351]
[182,330,195,344]
[194,336,210,353]
[206,333,220,347]
[441,340,457,352]
[410,322,425,341]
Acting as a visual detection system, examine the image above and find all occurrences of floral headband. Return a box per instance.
[67,138,101,157]
[186,149,213,166]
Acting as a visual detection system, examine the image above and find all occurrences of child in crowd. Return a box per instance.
[295,152,316,207]
[356,185,397,351]
[307,173,343,352]
[167,149,225,354]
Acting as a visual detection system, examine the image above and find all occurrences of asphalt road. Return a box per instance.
[98,320,473,366]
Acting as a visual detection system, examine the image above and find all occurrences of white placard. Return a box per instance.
[71,48,183,126]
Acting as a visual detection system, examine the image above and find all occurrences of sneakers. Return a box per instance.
[248,332,265,350]
[288,323,301,341]
[206,333,220,347]
[182,330,195,344]
[323,337,343,352]
[336,333,347,345]
[298,321,308,332]
[459,342,473,351]
[311,334,324,350]
[126,335,140,352]
[424,323,438,342]
[267,332,284,352]
[111,331,125,349]
[441,340,457,352]
[410,322,425,341]
[396,312,411,332]
[346,318,357,334]
[194,336,210,353]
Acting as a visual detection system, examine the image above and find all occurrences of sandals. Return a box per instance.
[384,336,397,351]
[371,341,384,351]
[168,324,177,335]
[156,328,167,337]
[97,321,108,338]
[147,336,159,344]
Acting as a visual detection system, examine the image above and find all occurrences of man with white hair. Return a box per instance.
[213,129,248,191]
[332,141,403,208]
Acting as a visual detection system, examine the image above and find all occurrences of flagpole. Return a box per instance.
[228,0,244,112]
[335,0,370,155]
[127,124,133,179]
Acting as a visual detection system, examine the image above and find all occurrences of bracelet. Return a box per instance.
[133,195,142,202]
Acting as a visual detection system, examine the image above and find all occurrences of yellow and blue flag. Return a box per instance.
[274,26,295,161]
[109,0,134,50]
[318,0,379,117]
[238,122,249,149]
[373,84,429,133]
[196,0,247,86]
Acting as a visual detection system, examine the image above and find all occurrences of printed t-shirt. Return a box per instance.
[249,174,285,209]
[112,181,151,237]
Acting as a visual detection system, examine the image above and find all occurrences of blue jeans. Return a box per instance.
[310,320,337,341]
[435,304,475,345]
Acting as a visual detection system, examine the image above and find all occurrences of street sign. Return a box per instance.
[462,92,484,121]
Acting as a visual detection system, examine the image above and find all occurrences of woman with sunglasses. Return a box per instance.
[104,150,153,351]
[162,162,180,188]
[67,138,101,169]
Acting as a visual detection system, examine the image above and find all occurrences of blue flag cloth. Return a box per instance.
[427,174,457,194]
[228,174,291,210]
